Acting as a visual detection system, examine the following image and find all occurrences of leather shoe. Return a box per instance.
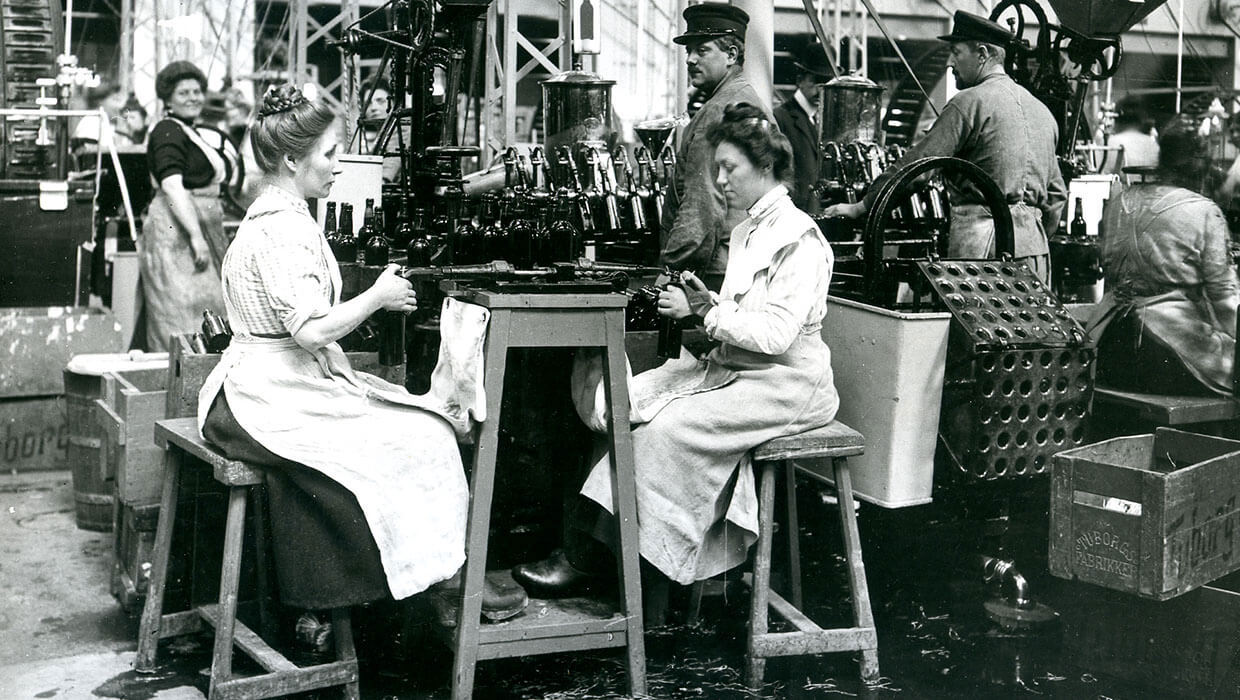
[429,570,529,627]
[511,548,605,599]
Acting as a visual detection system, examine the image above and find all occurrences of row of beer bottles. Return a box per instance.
[323,198,391,266]
[321,194,586,268]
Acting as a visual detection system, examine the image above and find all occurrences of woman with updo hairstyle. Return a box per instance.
[512,101,841,597]
[140,60,230,351]
[1088,120,1240,396]
[197,85,527,624]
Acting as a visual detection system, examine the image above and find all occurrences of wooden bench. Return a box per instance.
[135,417,360,700]
[745,421,879,688]
[1093,386,1240,426]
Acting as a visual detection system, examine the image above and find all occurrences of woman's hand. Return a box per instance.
[679,271,715,318]
[189,235,211,272]
[372,264,418,313]
[821,201,867,220]
[657,284,692,320]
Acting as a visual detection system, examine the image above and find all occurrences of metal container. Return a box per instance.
[819,74,885,145]
[542,65,615,182]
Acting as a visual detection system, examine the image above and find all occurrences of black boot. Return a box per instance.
[511,548,610,599]
[428,569,529,627]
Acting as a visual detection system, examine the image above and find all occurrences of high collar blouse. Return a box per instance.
[702,185,833,356]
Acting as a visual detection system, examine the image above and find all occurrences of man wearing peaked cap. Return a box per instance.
[774,42,834,212]
[658,2,776,290]
[823,9,1067,282]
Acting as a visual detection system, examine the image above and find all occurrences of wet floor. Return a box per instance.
[6,467,1239,699]
[90,477,1240,699]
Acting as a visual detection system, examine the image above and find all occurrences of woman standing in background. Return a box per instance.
[139,60,229,351]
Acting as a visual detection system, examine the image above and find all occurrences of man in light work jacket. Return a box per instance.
[773,44,834,213]
[662,2,774,290]
[824,11,1067,281]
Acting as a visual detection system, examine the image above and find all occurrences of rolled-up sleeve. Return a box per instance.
[251,229,331,335]
[704,232,827,355]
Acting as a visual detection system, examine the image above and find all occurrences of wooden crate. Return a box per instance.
[97,366,170,506]
[1058,575,1240,697]
[0,396,67,473]
[111,500,159,614]
[0,307,123,398]
[1049,427,1240,600]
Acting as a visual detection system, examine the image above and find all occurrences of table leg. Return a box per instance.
[452,311,511,700]
[601,311,646,697]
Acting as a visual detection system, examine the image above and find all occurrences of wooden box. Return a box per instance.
[98,366,170,506]
[111,501,159,614]
[0,396,67,473]
[0,307,123,398]
[1058,575,1240,697]
[1049,428,1240,600]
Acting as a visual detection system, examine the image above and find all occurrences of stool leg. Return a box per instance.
[332,608,361,700]
[451,311,511,700]
[250,485,277,642]
[746,461,778,690]
[686,580,704,625]
[602,309,646,697]
[209,485,249,697]
[833,457,880,681]
[783,460,803,609]
[135,446,183,673]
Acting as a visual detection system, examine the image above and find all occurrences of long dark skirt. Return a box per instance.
[1096,311,1215,397]
[202,390,390,608]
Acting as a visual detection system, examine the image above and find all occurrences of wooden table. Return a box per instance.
[447,288,646,700]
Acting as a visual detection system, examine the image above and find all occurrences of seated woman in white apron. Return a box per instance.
[197,85,527,623]
[1088,122,1240,397]
[512,102,840,596]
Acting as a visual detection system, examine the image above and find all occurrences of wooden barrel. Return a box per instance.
[63,352,169,531]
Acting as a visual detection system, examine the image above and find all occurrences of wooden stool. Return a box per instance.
[135,417,360,700]
[746,421,879,688]
[448,289,645,699]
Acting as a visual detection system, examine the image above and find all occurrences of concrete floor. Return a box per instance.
[0,471,206,700]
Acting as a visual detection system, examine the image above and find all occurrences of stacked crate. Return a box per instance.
[0,0,61,178]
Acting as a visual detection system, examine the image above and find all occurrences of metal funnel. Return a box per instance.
[635,118,677,158]
[1046,0,1168,37]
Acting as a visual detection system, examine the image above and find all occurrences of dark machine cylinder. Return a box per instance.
[819,74,885,145]
[541,65,614,184]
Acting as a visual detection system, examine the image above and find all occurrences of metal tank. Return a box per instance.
[819,74,885,145]
[541,63,614,183]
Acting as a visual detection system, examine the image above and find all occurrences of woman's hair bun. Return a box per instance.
[258,85,308,118]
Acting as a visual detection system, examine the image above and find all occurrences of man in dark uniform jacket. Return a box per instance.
[661,2,774,290]
[773,44,834,213]
[823,11,1066,281]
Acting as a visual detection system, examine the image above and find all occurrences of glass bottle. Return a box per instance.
[549,194,582,263]
[1071,198,1087,238]
[336,203,357,263]
[323,201,340,258]
[365,208,389,265]
[359,198,377,253]
[405,207,434,267]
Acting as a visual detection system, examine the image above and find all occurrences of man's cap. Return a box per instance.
[673,3,749,46]
[937,10,1013,46]
[793,43,835,78]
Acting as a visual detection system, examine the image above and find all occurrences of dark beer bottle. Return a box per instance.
[323,201,340,257]
[1071,198,1088,238]
[365,208,389,265]
[359,198,377,252]
[336,203,357,263]
[405,207,434,267]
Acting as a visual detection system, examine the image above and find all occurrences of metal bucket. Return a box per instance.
[819,74,885,145]
[542,66,614,183]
